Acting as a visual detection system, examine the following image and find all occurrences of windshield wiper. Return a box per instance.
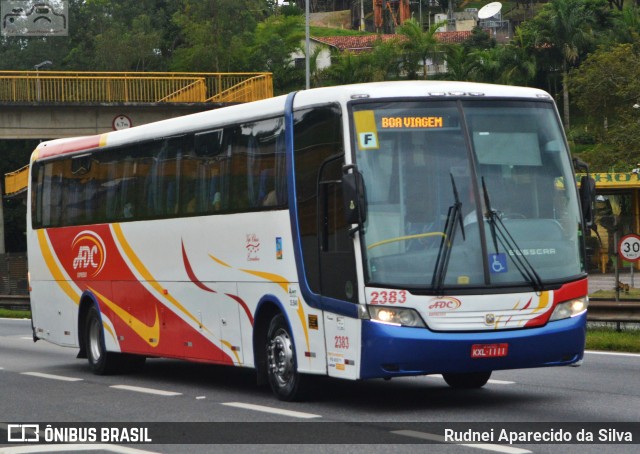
[432,174,465,291]
[481,178,543,291]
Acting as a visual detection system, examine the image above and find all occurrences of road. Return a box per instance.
[0,318,639,454]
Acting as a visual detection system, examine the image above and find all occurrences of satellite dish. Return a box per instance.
[478,2,502,19]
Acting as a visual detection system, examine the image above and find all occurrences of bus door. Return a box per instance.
[318,156,361,379]
[318,155,358,303]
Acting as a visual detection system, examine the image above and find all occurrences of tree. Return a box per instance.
[522,0,599,130]
[369,37,403,81]
[93,15,164,71]
[571,43,640,139]
[322,51,374,85]
[247,15,305,93]
[494,28,537,86]
[171,0,266,72]
[610,5,640,44]
[396,19,443,79]
[444,45,480,81]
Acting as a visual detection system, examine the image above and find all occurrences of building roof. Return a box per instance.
[312,31,473,52]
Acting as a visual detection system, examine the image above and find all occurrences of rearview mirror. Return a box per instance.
[342,164,367,226]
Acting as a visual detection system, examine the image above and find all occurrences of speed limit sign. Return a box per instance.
[618,234,640,262]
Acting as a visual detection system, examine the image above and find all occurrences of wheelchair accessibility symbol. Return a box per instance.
[489,253,508,273]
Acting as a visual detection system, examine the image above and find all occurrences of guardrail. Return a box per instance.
[587,299,640,323]
[0,295,29,311]
[0,71,273,104]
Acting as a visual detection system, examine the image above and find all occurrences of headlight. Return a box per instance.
[549,297,588,321]
[367,305,426,327]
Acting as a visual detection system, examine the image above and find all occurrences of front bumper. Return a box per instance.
[360,311,586,379]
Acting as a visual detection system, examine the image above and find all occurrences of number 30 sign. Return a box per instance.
[618,234,640,262]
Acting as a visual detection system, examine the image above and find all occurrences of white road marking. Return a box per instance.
[585,350,640,358]
[427,376,515,385]
[21,372,83,382]
[487,379,516,385]
[0,444,160,453]
[109,384,182,396]
[392,430,532,453]
[221,401,321,419]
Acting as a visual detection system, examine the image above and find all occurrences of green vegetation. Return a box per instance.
[586,327,640,353]
[590,288,640,299]
[0,309,30,319]
[0,0,638,172]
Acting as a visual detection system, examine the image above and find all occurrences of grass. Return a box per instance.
[586,327,640,353]
[590,288,640,299]
[0,308,31,319]
[2,309,639,353]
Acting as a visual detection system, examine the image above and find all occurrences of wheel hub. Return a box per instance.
[267,329,293,386]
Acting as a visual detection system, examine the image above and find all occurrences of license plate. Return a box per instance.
[471,343,508,358]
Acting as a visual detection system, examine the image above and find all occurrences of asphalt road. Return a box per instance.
[0,318,639,454]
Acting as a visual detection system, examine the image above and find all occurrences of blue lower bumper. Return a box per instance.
[360,312,587,379]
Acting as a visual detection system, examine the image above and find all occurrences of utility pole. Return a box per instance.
[305,0,310,89]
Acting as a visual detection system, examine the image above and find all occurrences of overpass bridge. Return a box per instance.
[1,71,273,257]
[1,70,273,197]
[0,70,272,140]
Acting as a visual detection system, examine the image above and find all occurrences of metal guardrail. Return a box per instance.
[0,71,273,104]
[587,299,640,323]
[0,295,29,311]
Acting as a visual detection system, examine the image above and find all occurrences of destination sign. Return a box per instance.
[380,116,444,129]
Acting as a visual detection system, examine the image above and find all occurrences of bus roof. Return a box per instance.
[31,81,552,162]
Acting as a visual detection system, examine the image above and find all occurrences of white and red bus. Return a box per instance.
[27,81,590,400]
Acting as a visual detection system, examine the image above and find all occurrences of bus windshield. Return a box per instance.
[351,100,583,291]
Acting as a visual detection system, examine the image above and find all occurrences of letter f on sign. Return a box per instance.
[359,132,378,149]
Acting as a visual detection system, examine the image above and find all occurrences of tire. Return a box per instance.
[442,371,492,389]
[85,305,145,374]
[266,314,310,401]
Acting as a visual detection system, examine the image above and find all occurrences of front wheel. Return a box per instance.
[266,314,310,401]
[442,371,492,389]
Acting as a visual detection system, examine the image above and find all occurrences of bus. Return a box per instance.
[27,81,591,401]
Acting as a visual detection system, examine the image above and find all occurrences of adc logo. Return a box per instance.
[428,296,462,311]
[71,231,106,278]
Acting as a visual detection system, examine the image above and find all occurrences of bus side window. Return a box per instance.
[194,129,226,213]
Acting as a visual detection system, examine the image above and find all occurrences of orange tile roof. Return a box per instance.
[313,31,473,52]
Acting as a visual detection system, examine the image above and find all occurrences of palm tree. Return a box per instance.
[396,19,445,79]
[322,50,374,85]
[444,44,481,81]
[611,5,640,44]
[533,0,596,129]
[496,28,537,86]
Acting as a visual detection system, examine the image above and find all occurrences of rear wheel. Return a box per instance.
[442,371,492,389]
[85,306,145,374]
[266,314,310,401]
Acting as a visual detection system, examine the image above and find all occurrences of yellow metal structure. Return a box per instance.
[0,71,273,103]
[2,71,274,196]
[4,165,29,196]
